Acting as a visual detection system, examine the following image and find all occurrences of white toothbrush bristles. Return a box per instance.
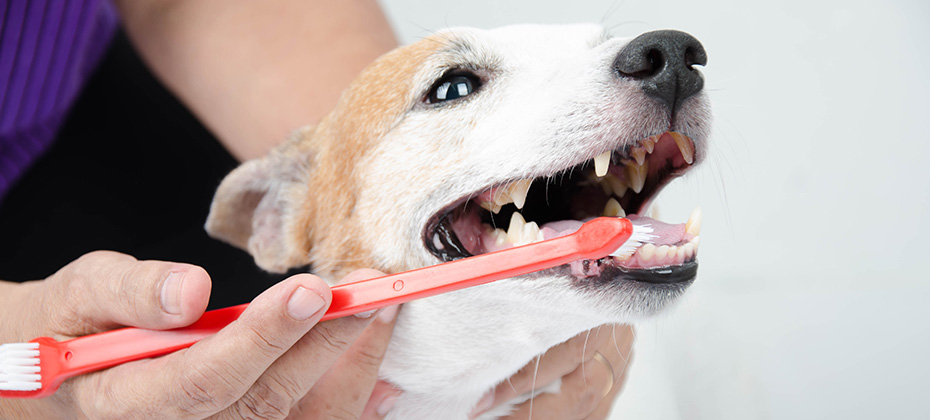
[0,342,42,391]
[609,223,656,258]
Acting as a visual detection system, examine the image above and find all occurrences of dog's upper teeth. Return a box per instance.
[624,161,648,194]
[509,179,532,209]
[593,151,611,177]
[631,146,647,166]
[602,197,626,217]
[685,206,702,236]
[670,132,695,164]
[644,135,657,153]
[479,200,503,214]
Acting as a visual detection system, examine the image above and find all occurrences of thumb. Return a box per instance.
[40,251,211,336]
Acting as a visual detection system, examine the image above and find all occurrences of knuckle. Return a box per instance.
[234,382,294,420]
[244,324,288,358]
[309,322,353,356]
[175,364,239,416]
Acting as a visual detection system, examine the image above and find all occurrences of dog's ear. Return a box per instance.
[205,129,314,273]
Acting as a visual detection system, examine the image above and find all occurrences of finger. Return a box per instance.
[584,325,635,420]
[479,325,613,415]
[295,299,400,419]
[216,269,394,420]
[358,381,403,420]
[78,273,333,419]
[500,353,613,420]
[41,251,211,336]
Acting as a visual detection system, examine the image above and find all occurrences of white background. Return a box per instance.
[380,0,930,418]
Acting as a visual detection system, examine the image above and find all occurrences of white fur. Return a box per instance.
[208,24,711,419]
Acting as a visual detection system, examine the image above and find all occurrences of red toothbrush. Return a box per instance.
[0,217,653,398]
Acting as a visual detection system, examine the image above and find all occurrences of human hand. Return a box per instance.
[470,324,634,420]
[0,251,399,420]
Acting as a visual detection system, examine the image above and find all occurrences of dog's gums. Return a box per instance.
[426,131,701,282]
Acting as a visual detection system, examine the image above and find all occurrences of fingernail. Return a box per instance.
[160,271,184,315]
[355,309,378,319]
[378,305,400,323]
[469,391,494,418]
[287,287,326,320]
[377,393,398,416]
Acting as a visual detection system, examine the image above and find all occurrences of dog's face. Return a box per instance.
[207,23,710,411]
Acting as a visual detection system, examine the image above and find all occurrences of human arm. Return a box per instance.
[113,0,398,161]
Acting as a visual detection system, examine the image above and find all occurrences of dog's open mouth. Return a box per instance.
[424,132,702,284]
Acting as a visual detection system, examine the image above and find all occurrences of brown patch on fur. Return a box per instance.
[288,38,446,279]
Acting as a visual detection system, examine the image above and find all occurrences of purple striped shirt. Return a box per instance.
[0,0,118,203]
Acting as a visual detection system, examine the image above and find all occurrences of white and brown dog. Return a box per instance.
[206,24,710,419]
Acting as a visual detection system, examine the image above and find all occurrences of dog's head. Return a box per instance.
[207,23,709,327]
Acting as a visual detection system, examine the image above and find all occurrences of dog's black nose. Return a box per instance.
[614,30,707,113]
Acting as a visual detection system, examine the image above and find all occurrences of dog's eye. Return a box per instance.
[427,73,480,104]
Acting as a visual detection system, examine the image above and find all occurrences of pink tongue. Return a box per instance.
[541,215,686,246]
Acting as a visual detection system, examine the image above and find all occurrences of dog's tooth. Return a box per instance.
[507,212,527,244]
[669,132,695,164]
[493,228,509,246]
[644,135,657,154]
[520,221,542,246]
[639,243,656,261]
[604,174,628,198]
[676,245,687,261]
[479,200,503,214]
[493,188,515,208]
[655,245,669,261]
[631,147,646,166]
[593,151,611,177]
[624,161,648,194]
[602,198,626,217]
[685,207,702,236]
[683,242,695,259]
[691,236,700,254]
[509,179,532,210]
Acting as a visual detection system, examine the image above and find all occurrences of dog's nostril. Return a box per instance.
[614,30,707,114]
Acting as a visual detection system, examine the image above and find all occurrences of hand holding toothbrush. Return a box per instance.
[0,251,401,420]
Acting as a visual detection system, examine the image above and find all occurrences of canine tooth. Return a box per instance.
[644,136,657,153]
[655,245,669,261]
[507,212,527,244]
[594,151,611,177]
[602,198,626,217]
[604,174,628,198]
[639,243,656,261]
[631,147,646,166]
[624,161,648,194]
[509,179,532,209]
[669,132,695,164]
[685,207,702,236]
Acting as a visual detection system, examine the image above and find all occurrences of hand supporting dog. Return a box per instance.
[0,251,399,420]
[470,325,634,420]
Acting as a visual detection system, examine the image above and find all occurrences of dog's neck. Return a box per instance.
[374,277,605,418]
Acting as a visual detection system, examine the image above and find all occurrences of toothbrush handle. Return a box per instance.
[55,217,631,382]
[322,216,632,319]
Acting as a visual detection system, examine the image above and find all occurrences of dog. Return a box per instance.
[206,23,710,419]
